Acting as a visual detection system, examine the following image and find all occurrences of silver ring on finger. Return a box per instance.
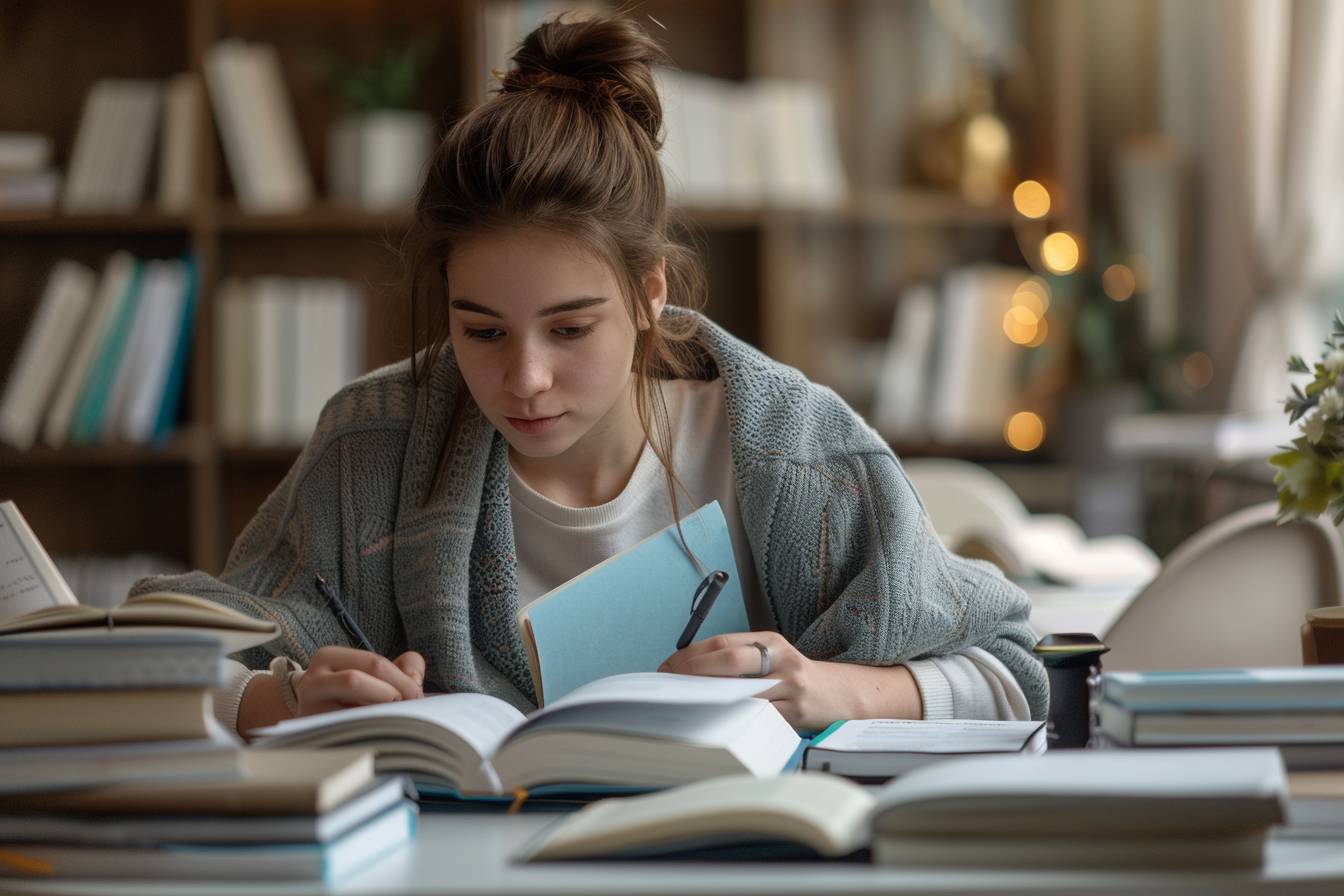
[738,641,771,678]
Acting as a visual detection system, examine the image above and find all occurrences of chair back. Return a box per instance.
[901,458,1027,545]
[1104,502,1344,670]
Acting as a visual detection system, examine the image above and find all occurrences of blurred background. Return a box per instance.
[1,0,1338,610]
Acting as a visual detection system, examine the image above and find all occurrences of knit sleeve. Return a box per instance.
[762,450,1049,721]
[127,388,412,669]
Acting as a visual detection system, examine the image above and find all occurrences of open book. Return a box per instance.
[250,673,800,796]
[0,591,280,655]
[802,718,1046,780]
[0,499,77,618]
[954,513,1159,587]
[522,748,1287,868]
[517,500,749,705]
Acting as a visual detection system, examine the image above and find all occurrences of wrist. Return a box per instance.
[236,672,290,739]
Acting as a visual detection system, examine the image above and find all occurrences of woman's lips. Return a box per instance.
[505,414,565,435]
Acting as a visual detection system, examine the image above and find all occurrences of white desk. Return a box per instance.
[6,815,1344,896]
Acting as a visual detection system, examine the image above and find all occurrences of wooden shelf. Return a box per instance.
[219,443,303,466]
[216,203,413,234]
[0,428,205,468]
[0,209,191,235]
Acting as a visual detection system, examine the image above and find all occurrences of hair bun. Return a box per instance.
[500,15,667,147]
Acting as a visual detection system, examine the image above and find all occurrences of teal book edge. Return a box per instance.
[70,259,143,444]
[807,721,845,747]
[150,255,198,446]
[524,500,749,705]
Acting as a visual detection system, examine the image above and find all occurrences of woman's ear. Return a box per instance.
[641,258,667,328]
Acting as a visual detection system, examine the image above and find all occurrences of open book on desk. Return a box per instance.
[250,672,800,797]
[517,500,748,705]
[522,748,1288,868]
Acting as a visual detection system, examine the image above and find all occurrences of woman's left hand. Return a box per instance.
[657,631,855,730]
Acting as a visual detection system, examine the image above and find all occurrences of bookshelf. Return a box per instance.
[0,0,1085,575]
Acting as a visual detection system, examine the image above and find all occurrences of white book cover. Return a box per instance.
[89,84,133,211]
[245,43,313,211]
[0,132,51,172]
[252,277,292,444]
[0,261,97,450]
[680,72,728,205]
[61,81,112,211]
[42,253,136,448]
[112,80,163,211]
[793,81,846,206]
[720,84,764,207]
[292,279,343,441]
[122,260,188,443]
[98,260,172,442]
[157,73,201,213]
[204,41,264,211]
[872,282,937,438]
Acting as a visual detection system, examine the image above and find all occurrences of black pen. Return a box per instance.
[676,570,729,650]
[315,573,376,653]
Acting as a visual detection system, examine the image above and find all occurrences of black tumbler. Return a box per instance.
[1033,633,1109,749]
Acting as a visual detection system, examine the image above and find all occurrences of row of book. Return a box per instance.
[871,264,1036,443]
[656,67,847,209]
[0,253,197,451]
[214,276,366,446]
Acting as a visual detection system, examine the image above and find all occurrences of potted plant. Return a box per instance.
[1272,313,1344,524]
[323,34,439,210]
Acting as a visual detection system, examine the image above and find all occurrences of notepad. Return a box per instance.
[517,500,749,705]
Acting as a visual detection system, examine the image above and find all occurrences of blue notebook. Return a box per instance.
[518,500,749,705]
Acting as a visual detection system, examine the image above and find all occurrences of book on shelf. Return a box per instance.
[0,134,59,211]
[518,500,748,705]
[215,276,365,446]
[156,72,202,213]
[871,282,938,439]
[522,748,1287,868]
[0,260,97,450]
[61,79,162,213]
[1286,770,1344,831]
[204,39,313,213]
[250,672,800,796]
[801,718,1046,781]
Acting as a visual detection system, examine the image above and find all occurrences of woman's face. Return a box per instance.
[446,228,664,460]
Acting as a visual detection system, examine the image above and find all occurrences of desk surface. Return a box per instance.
[6,814,1344,896]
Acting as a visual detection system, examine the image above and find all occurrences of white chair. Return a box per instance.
[1103,502,1344,671]
[901,458,1032,547]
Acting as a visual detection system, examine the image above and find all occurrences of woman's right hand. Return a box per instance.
[293,646,425,716]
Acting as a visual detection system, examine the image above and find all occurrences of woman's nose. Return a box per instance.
[503,342,553,398]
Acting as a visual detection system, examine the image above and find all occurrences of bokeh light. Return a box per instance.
[1102,264,1136,301]
[1041,232,1081,274]
[1003,306,1040,345]
[1004,412,1045,452]
[1012,180,1051,219]
[1012,278,1050,316]
[1026,315,1050,348]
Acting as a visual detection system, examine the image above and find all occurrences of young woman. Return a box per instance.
[133,15,1046,736]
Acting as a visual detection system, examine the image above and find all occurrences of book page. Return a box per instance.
[814,719,1044,754]
[0,501,77,619]
[252,692,527,761]
[536,672,775,719]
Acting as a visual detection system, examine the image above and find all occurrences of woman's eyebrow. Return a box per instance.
[448,296,609,317]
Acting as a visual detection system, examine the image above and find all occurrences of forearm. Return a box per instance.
[821,661,923,720]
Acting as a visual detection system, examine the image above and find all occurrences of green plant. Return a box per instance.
[1272,312,1344,523]
[322,33,439,113]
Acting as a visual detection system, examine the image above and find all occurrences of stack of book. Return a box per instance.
[1099,667,1344,769]
[520,748,1288,869]
[0,511,415,883]
[0,252,198,451]
[0,132,60,210]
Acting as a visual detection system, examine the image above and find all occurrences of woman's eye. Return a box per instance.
[464,327,504,342]
[553,323,596,340]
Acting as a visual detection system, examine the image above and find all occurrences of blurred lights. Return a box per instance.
[1026,315,1050,348]
[1003,306,1039,345]
[1102,264,1137,302]
[1041,232,1081,275]
[1128,254,1152,292]
[1183,352,1214,390]
[1012,180,1051,219]
[1012,277,1051,316]
[1004,412,1045,452]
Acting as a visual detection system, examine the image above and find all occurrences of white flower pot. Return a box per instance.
[328,110,434,210]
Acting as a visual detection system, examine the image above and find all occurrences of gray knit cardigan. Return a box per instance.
[132,312,1048,719]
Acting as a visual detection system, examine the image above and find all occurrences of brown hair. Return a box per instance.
[402,13,709,524]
